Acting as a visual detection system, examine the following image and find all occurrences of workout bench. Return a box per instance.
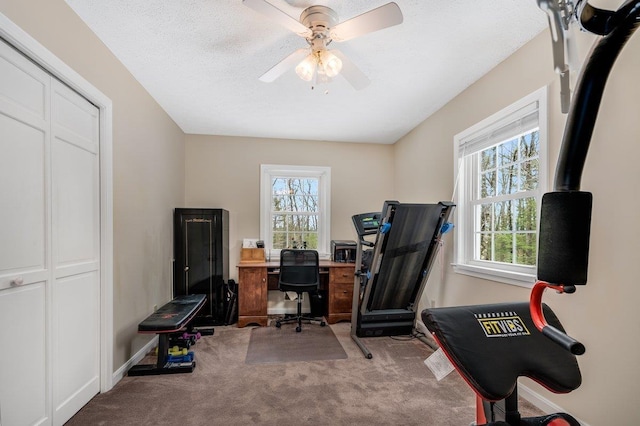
[128,294,207,376]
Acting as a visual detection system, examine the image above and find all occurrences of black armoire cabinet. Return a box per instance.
[174,208,229,326]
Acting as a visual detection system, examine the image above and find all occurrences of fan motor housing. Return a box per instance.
[300,5,338,32]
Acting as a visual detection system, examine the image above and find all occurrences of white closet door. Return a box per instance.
[51,80,100,425]
[0,38,52,426]
[0,38,101,426]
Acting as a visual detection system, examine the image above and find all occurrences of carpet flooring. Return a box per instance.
[66,322,542,425]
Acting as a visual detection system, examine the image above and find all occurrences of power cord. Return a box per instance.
[389,330,427,341]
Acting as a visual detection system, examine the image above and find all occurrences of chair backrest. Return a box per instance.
[278,249,320,292]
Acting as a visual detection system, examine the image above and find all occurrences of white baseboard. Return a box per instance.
[111,335,158,387]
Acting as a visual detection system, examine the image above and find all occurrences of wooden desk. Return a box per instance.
[236,261,355,327]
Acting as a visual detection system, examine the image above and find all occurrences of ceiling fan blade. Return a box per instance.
[330,2,403,42]
[243,0,312,37]
[259,48,309,82]
[332,50,370,90]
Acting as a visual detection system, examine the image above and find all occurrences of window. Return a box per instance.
[260,165,331,258]
[453,87,547,286]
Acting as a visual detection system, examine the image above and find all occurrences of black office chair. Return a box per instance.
[275,249,326,332]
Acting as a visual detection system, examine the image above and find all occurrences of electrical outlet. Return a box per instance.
[153,304,158,312]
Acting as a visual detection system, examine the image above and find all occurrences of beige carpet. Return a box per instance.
[66,322,542,425]
[245,322,347,364]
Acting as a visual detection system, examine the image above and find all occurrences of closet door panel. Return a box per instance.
[0,283,49,426]
[52,82,97,153]
[0,114,47,281]
[52,272,99,423]
[52,80,99,269]
[51,137,99,267]
[51,81,100,425]
[0,40,50,288]
[0,39,51,425]
[0,48,47,121]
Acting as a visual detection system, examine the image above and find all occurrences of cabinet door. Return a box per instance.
[184,217,214,308]
[238,268,267,317]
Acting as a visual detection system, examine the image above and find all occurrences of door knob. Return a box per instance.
[10,277,24,286]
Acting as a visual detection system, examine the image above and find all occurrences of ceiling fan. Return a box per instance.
[243,0,403,90]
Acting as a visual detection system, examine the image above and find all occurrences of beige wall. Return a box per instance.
[0,1,186,370]
[184,135,395,278]
[395,27,640,425]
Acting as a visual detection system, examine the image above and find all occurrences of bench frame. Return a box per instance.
[128,294,207,376]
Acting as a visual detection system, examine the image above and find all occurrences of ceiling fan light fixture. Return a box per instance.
[246,1,403,90]
[320,50,342,78]
[295,53,316,81]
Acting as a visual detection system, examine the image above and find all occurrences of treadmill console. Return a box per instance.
[352,212,382,237]
[352,201,399,237]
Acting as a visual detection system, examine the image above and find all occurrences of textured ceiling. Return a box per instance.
[65,0,548,144]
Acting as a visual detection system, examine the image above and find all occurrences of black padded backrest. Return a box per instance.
[421,302,581,401]
[537,191,592,285]
[279,249,320,292]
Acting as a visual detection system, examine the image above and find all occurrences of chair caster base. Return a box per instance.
[296,326,302,332]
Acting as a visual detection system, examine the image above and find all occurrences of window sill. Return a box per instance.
[453,263,535,288]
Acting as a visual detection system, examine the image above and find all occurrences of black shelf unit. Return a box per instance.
[173,208,229,326]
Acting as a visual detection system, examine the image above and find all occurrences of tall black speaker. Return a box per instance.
[173,208,229,326]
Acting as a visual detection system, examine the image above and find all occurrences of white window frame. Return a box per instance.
[453,87,548,287]
[260,164,331,259]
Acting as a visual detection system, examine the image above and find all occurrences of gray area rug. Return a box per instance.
[245,322,347,364]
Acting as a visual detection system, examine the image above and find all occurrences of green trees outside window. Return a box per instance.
[476,130,539,266]
[270,177,319,249]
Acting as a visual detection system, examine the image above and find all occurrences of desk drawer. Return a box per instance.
[330,267,354,284]
[330,281,353,314]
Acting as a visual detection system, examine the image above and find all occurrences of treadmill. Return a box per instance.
[351,201,455,358]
